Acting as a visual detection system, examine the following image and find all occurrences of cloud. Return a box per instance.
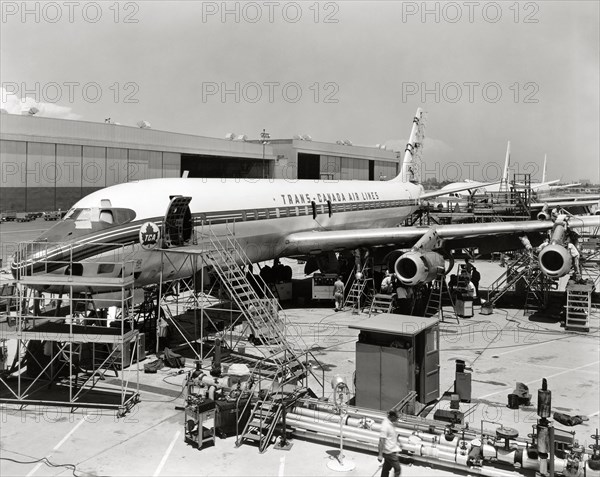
[1,87,82,120]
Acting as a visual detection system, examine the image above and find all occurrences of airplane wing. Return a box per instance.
[549,183,581,190]
[280,215,600,256]
[540,195,600,203]
[419,181,500,200]
[529,180,560,190]
[530,199,600,209]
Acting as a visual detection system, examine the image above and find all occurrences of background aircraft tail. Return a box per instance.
[501,141,511,189]
[542,154,547,183]
[392,108,425,183]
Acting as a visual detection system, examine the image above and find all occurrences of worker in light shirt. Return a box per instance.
[567,240,582,281]
[378,410,401,477]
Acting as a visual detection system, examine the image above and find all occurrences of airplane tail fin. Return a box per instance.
[542,154,547,183]
[501,140,511,188]
[391,108,426,183]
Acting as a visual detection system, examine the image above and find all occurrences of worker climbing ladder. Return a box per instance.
[343,259,373,313]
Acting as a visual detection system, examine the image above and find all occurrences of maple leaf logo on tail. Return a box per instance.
[139,222,160,250]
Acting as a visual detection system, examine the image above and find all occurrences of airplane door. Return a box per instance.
[163,196,193,247]
[420,326,440,404]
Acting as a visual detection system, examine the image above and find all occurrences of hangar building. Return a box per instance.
[0,114,399,212]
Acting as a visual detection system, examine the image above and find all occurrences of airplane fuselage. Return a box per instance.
[16,178,423,292]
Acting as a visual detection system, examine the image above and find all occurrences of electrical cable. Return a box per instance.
[417,307,513,417]
[0,456,82,477]
[141,380,187,403]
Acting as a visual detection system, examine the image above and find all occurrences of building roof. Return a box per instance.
[1,115,399,163]
[348,313,438,336]
[0,114,276,160]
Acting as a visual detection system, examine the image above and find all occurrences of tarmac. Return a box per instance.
[0,219,599,476]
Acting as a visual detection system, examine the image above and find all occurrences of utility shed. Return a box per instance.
[349,314,440,411]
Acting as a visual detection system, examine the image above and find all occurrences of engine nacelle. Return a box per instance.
[538,244,572,278]
[395,251,446,286]
[537,210,550,221]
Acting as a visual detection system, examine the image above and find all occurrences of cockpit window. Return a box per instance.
[63,208,136,226]
[100,210,114,224]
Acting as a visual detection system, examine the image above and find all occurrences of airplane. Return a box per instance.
[433,144,598,216]
[434,143,558,204]
[11,109,600,298]
[532,154,580,193]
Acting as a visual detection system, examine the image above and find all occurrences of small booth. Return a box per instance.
[349,314,440,412]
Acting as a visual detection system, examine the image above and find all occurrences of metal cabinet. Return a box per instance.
[351,314,440,410]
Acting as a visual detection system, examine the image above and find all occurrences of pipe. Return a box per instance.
[295,400,460,436]
[288,416,526,477]
[287,409,573,476]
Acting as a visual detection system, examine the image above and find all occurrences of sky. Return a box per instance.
[1,0,599,183]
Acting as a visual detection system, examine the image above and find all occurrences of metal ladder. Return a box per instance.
[522,268,558,316]
[343,259,373,312]
[237,398,284,453]
[203,229,305,373]
[205,227,310,379]
[369,294,394,316]
[343,277,372,312]
[423,274,458,323]
[484,254,531,307]
[565,281,592,332]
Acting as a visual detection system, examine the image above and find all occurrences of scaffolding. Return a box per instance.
[0,241,140,415]
[153,217,326,452]
[432,174,534,224]
[154,217,324,384]
[482,252,557,315]
[579,224,600,288]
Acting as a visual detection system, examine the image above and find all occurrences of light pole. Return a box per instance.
[261,128,270,178]
[327,376,356,472]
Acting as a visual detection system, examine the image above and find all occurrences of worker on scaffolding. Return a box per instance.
[380,270,393,294]
[519,234,533,260]
[537,235,550,254]
[567,235,583,282]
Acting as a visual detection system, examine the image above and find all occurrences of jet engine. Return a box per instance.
[395,251,446,286]
[538,244,572,278]
[537,204,550,221]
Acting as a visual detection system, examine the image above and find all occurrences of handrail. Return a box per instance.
[13,240,138,280]
[200,222,328,440]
